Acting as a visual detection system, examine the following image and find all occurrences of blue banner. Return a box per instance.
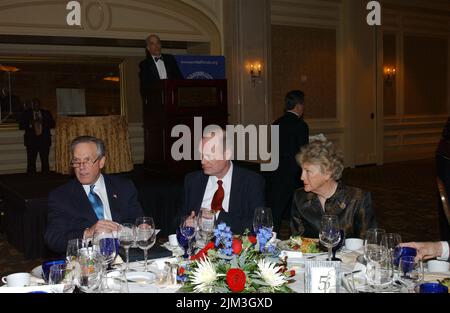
[175,55,225,79]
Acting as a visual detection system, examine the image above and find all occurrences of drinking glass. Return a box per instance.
[77,248,103,293]
[318,215,341,261]
[365,228,391,289]
[135,217,156,272]
[119,223,136,271]
[398,255,424,291]
[197,208,216,248]
[100,269,129,293]
[48,263,76,293]
[253,207,274,235]
[180,215,197,257]
[66,238,87,264]
[93,230,117,273]
[381,233,402,280]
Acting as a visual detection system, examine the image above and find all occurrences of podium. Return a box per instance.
[142,79,228,175]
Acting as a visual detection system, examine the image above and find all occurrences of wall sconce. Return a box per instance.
[383,66,396,82]
[249,63,262,87]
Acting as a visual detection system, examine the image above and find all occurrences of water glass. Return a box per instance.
[136,217,156,272]
[100,269,129,293]
[66,238,87,264]
[381,233,402,279]
[365,228,391,289]
[77,248,103,293]
[398,255,423,290]
[197,208,216,248]
[48,263,76,293]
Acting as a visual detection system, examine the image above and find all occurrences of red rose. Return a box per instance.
[179,267,185,275]
[226,268,246,293]
[232,238,243,255]
[190,250,206,261]
[248,235,257,244]
[204,241,215,251]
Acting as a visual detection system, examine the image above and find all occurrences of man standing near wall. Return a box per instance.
[266,90,309,234]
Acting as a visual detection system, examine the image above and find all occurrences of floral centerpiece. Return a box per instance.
[179,223,294,293]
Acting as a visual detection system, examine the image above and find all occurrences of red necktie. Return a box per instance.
[211,180,224,213]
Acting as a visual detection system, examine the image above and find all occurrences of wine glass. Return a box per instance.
[197,208,216,248]
[253,207,274,235]
[93,230,117,273]
[318,215,341,261]
[331,230,345,261]
[48,263,76,293]
[100,269,129,293]
[180,215,197,257]
[118,223,136,271]
[135,217,156,272]
[77,248,103,293]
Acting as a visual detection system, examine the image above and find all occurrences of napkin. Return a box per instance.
[279,250,303,263]
[0,284,65,293]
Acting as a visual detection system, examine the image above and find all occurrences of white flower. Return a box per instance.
[190,257,222,292]
[255,259,287,288]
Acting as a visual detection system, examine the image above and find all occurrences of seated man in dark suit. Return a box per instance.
[180,128,265,234]
[139,34,184,101]
[45,136,144,254]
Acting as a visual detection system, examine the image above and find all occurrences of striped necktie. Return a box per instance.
[88,184,104,220]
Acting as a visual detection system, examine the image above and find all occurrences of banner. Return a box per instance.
[175,55,225,79]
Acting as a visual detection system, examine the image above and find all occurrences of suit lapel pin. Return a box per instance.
[113,194,118,199]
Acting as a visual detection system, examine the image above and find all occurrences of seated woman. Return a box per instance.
[290,138,377,239]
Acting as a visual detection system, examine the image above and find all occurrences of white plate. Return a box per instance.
[125,272,156,285]
[31,265,43,279]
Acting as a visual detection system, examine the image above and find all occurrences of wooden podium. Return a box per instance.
[142,79,228,175]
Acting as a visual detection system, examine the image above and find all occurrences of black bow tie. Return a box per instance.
[154,56,163,62]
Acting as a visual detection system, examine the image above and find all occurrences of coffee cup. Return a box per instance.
[168,234,178,247]
[1,272,31,287]
[427,260,450,273]
[345,238,364,251]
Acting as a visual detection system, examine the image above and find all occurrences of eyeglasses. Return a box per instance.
[70,156,100,168]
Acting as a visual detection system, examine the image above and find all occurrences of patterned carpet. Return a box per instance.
[0,158,441,278]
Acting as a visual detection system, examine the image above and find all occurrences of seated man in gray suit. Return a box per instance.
[179,128,265,234]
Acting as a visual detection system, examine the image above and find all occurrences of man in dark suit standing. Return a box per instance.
[139,34,184,102]
[18,98,55,174]
[45,136,144,254]
[179,128,265,235]
[266,90,309,233]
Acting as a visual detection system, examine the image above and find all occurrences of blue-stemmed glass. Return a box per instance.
[180,216,197,258]
[176,227,190,259]
[93,230,117,272]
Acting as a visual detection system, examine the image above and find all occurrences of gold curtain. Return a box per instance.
[54,116,134,174]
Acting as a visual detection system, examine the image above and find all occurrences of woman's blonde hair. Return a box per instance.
[297,138,344,181]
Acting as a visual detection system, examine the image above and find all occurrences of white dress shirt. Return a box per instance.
[438,241,450,260]
[201,162,233,218]
[152,55,168,79]
[82,174,112,221]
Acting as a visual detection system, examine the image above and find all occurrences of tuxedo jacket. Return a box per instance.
[269,112,309,186]
[138,53,183,99]
[180,165,265,234]
[45,175,144,254]
[18,109,55,147]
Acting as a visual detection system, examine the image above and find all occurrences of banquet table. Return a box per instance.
[54,115,133,174]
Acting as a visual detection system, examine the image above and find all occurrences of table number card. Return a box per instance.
[305,260,341,293]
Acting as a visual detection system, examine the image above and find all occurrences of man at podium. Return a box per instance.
[139,34,184,100]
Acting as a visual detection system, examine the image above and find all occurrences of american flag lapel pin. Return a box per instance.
[113,194,118,199]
